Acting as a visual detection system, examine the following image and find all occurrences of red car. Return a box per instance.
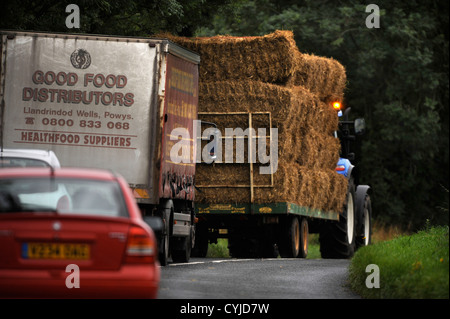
[0,167,160,298]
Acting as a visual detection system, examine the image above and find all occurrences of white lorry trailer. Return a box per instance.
[0,30,200,265]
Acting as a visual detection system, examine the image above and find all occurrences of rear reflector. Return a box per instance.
[125,226,156,263]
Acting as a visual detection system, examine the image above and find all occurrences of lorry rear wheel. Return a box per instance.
[171,231,192,263]
[279,216,300,258]
[319,179,356,259]
[158,201,173,266]
[159,230,170,266]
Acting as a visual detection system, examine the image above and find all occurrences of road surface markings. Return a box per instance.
[167,259,254,267]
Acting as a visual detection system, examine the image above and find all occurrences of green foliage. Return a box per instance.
[0,0,239,36]
[306,234,321,259]
[349,226,449,298]
[207,239,230,258]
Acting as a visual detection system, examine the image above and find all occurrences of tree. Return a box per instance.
[0,0,238,36]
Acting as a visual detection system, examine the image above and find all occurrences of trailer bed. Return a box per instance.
[196,202,339,221]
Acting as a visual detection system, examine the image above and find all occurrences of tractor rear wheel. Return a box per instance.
[319,179,356,259]
[356,194,372,249]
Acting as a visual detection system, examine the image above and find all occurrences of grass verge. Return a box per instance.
[349,225,449,298]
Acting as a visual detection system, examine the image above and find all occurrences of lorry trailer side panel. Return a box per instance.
[158,52,198,201]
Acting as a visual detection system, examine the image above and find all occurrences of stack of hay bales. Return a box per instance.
[166,31,348,213]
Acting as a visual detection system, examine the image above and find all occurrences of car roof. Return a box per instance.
[0,167,120,181]
[0,148,61,168]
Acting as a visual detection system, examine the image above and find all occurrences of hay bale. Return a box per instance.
[195,160,296,204]
[286,53,347,103]
[199,80,303,123]
[296,127,341,170]
[198,80,303,161]
[163,30,299,84]
[163,31,346,103]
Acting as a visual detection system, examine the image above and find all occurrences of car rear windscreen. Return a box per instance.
[0,157,50,168]
[0,177,128,218]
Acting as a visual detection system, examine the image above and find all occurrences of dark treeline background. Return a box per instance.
[1,0,448,229]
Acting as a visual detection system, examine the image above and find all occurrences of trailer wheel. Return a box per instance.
[319,179,356,259]
[279,216,300,258]
[297,218,308,259]
[356,193,372,249]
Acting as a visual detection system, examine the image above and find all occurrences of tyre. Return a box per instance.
[356,193,372,249]
[279,216,300,258]
[297,218,308,259]
[159,227,170,266]
[319,179,356,259]
[158,200,173,266]
[171,229,192,263]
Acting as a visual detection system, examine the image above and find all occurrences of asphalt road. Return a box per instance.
[158,258,360,299]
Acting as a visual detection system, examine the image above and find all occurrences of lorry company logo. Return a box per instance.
[70,49,91,69]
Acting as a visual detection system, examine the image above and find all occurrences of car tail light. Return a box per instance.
[125,226,156,264]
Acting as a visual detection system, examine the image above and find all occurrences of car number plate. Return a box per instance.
[22,242,90,260]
